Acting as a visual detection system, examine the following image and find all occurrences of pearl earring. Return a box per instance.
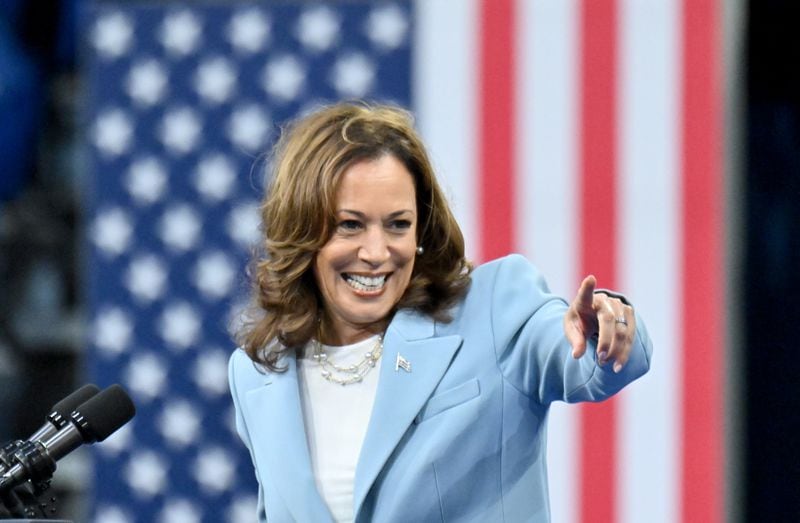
[416,246,424,255]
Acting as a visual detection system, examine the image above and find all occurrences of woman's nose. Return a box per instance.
[358,227,390,265]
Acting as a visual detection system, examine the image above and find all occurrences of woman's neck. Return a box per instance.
[318,316,388,346]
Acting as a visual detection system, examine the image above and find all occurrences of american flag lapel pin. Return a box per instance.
[395,353,411,373]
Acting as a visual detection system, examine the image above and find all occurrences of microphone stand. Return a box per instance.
[0,443,69,522]
[0,480,70,521]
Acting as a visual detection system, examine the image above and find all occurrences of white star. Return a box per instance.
[125,254,168,302]
[262,55,306,102]
[160,107,202,155]
[158,399,201,447]
[194,154,236,202]
[92,12,134,59]
[330,53,375,98]
[93,307,133,356]
[93,109,134,157]
[97,421,133,455]
[125,450,168,498]
[192,349,230,397]
[92,207,133,256]
[159,302,201,350]
[159,499,201,523]
[193,447,236,493]
[228,8,270,53]
[227,201,262,248]
[160,10,202,56]
[296,6,340,52]
[95,505,134,523]
[159,204,201,252]
[227,105,270,152]
[126,157,168,205]
[124,352,168,402]
[126,59,168,106]
[193,251,237,299]
[227,496,259,523]
[194,57,238,104]
[366,5,409,50]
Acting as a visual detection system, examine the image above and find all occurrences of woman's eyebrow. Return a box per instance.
[336,209,416,218]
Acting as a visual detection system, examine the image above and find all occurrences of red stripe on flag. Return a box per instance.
[681,0,723,521]
[477,0,516,261]
[579,1,618,522]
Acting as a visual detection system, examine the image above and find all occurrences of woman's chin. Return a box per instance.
[338,303,394,328]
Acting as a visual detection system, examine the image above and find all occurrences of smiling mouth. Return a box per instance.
[342,273,388,292]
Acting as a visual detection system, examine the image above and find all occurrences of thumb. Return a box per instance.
[564,314,587,358]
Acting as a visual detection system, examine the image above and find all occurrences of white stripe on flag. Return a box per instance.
[517,1,580,522]
[413,0,480,260]
[617,1,681,522]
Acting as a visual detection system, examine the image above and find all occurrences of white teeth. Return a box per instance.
[344,274,386,291]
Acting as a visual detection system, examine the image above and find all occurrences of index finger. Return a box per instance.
[575,275,597,310]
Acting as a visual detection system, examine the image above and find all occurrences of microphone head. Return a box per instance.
[71,384,136,443]
[50,384,101,425]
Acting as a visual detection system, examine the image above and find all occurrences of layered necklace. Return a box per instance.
[311,335,384,386]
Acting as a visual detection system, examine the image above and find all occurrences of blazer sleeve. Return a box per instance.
[490,254,653,405]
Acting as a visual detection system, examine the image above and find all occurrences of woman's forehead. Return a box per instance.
[334,157,416,204]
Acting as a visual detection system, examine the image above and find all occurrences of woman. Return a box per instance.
[229,103,652,522]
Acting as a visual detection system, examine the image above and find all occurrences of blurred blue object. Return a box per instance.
[55,0,78,70]
[0,1,26,27]
[0,18,42,202]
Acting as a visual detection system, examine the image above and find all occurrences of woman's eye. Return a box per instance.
[338,220,362,231]
[389,220,412,230]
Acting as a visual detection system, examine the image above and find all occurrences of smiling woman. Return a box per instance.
[228,102,653,523]
[238,103,471,370]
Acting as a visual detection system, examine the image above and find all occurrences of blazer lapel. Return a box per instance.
[352,310,463,517]
[244,355,333,522]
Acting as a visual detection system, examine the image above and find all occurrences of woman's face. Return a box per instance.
[313,154,418,345]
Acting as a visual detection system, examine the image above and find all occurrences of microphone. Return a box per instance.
[0,384,136,494]
[0,384,100,473]
[28,384,102,445]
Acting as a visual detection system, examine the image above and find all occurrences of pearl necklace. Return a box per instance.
[311,335,383,386]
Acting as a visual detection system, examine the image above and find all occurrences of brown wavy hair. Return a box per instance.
[237,102,472,370]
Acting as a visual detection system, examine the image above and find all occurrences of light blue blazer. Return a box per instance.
[228,254,653,522]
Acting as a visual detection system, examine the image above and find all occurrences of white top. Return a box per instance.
[297,335,383,523]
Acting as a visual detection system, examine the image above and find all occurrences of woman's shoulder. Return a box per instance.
[460,254,554,310]
[469,253,543,287]
[229,347,271,387]
[229,347,251,369]
[400,255,546,329]
[431,254,553,332]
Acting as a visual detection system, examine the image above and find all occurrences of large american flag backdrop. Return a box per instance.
[84,1,725,522]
